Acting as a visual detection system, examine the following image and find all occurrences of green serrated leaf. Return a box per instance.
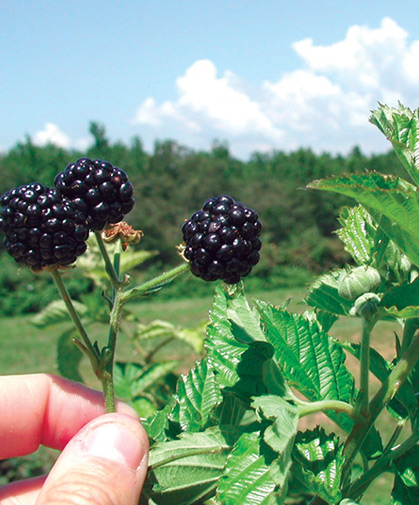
[370,103,419,186]
[214,391,250,428]
[217,431,277,505]
[255,302,354,405]
[113,361,143,401]
[226,283,266,343]
[114,361,179,405]
[56,327,83,382]
[149,427,230,505]
[175,359,223,432]
[305,270,353,316]
[337,205,405,280]
[379,278,419,319]
[144,404,173,443]
[336,205,376,265]
[392,445,419,504]
[205,325,247,389]
[131,396,156,418]
[256,302,355,433]
[252,395,298,456]
[315,310,339,334]
[205,286,272,396]
[32,299,87,328]
[292,428,344,504]
[309,172,419,267]
[368,209,419,271]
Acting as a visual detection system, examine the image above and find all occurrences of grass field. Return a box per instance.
[0,285,306,376]
[0,285,400,504]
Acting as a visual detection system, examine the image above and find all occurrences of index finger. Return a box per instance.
[0,374,137,459]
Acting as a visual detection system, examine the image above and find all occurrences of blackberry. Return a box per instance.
[0,183,89,271]
[54,158,135,231]
[182,195,262,284]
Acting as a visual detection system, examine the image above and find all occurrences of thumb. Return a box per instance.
[36,413,149,505]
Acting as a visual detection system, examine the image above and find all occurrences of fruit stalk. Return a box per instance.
[50,268,100,372]
[94,231,123,288]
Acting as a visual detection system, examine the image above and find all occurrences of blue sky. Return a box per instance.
[2,1,419,159]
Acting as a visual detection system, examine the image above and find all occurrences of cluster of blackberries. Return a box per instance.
[182,195,262,284]
[0,158,135,270]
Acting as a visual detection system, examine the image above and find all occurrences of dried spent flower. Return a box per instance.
[103,222,143,250]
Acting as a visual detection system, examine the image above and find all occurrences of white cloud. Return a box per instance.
[133,59,284,146]
[32,123,89,152]
[293,18,407,76]
[33,123,71,149]
[132,18,419,158]
[175,60,281,138]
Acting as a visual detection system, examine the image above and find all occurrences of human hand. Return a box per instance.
[0,374,149,505]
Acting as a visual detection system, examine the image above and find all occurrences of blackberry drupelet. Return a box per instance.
[0,183,89,271]
[182,195,262,284]
[54,158,135,231]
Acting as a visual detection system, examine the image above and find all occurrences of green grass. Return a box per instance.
[0,285,400,504]
[0,285,306,376]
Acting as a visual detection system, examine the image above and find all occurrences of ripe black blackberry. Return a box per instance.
[182,195,262,284]
[54,158,135,231]
[0,183,89,271]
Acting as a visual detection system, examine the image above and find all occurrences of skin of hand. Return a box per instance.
[0,374,149,505]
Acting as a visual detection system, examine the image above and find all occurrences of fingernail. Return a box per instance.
[84,421,146,470]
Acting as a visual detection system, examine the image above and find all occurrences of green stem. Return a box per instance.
[94,231,123,289]
[401,318,418,356]
[98,292,124,413]
[51,269,100,371]
[341,332,419,484]
[100,237,125,413]
[382,421,405,455]
[358,318,373,417]
[344,430,419,501]
[122,262,190,303]
[100,350,116,413]
[297,399,355,418]
[110,238,123,307]
[113,240,122,282]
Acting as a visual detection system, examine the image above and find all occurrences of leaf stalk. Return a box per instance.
[297,398,355,418]
[122,262,190,303]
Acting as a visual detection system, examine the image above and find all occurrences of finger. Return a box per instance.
[36,413,148,505]
[0,374,137,459]
[0,475,46,505]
